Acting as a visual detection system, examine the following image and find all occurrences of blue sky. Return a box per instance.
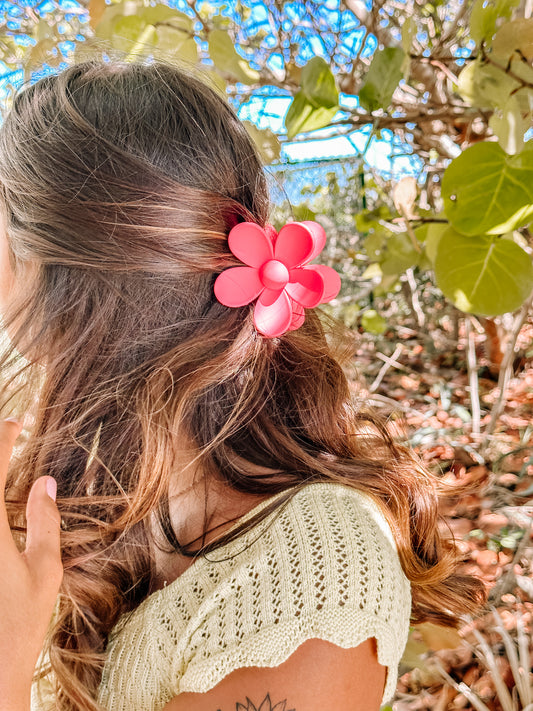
[238,93,423,175]
[0,0,424,178]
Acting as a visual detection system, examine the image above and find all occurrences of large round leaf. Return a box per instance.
[441,142,533,236]
[434,228,533,315]
[414,222,449,265]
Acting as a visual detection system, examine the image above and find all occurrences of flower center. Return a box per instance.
[259,260,289,290]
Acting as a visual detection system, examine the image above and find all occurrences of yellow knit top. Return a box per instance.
[31,481,412,710]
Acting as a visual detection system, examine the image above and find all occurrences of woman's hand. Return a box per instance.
[0,419,63,709]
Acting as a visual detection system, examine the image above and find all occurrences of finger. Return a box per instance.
[24,476,63,593]
[0,419,24,540]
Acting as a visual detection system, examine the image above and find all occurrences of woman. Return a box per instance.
[0,58,486,711]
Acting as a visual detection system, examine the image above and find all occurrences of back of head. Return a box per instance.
[0,58,269,347]
[0,59,486,711]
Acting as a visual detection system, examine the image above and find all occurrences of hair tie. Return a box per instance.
[213,221,341,338]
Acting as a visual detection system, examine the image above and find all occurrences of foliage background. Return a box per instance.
[1,1,533,709]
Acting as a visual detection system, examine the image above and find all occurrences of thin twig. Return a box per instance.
[470,624,516,711]
[364,392,424,417]
[516,615,533,708]
[430,657,492,711]
[489,515,533,605]
[491,608,532,708]
[405,268,425,328]
[465,317,481,437]
[482,300,532,451]
[399,208,423,253]
[369,344,403,393]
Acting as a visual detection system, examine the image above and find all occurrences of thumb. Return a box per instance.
[24,476,63,593]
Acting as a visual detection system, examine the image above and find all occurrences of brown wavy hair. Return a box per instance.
[0,58,487,711]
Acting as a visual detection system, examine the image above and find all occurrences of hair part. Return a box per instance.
[0,57,487,711]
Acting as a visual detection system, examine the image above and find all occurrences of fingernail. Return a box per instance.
[46,477,57,501]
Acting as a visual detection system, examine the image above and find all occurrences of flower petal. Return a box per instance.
[254,289,293,338]
[259,287,285,306]
[228,222,274,268]
[214,266,263,307]
[274,222,323,268]
[306,264,341,302]
[285,268,324,307]
[298,221,327,262]
[288,301,306,331]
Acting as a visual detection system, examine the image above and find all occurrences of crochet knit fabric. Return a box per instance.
[32,481,412,710]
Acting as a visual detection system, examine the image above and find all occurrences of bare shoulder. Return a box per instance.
[162,637,386,711]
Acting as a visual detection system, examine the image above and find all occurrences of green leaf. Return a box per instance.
[73,37,103,63]
[291,204,317,222]
[301,57,339,109]
[415,222,449,264]
[208,29,260,85]
[489,94,528,155]
[499,533,522,549]
[470,0,498,45]
[124,23,158,61]
[153,25,198,65]
[380,232,420,275]
[400,635,431,669]
[284,58,339,140]
[492,17,533,62]
[507,58,533,115]
[470,0,520,46]
[414,224,428,242]
[34,18,55,42]
[442,142,533,236]
[355,206,392,232]
[341,302,360,328]
[27,37,58,69]
[361,309,388,334]
[142,6,193,29]
[457,57,520,109]
[359,47,405,113]
[111,15,149,52]
[364,232,386,261]
[425,223,449,264]
[375,273,402,296]
[241,121,281,164]
[93,1,130,41]
[200,68,228,98]
[361,263,383,280]
[502,230,529,249]
[285,90,339,140]
[401,16,415,80]
[155,25,190,49]
[434,228,533,316]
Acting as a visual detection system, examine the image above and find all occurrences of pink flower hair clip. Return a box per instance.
[213,220,341,338]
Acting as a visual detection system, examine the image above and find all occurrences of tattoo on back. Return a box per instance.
[216,692,296,711]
